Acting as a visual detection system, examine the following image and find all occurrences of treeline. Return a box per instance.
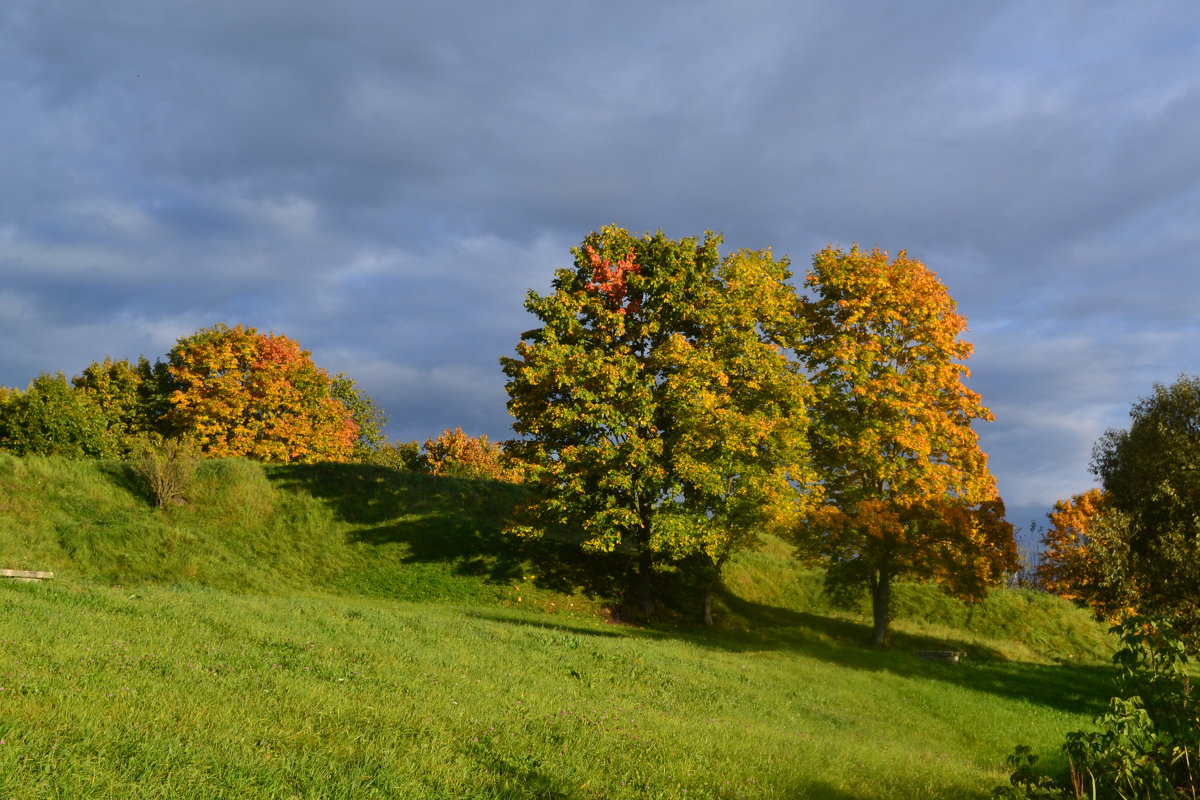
[0,322,517,481]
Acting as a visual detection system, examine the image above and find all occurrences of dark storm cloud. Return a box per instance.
[2,0,1199,530]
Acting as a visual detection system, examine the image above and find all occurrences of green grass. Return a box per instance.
[722,536,1115,666]
[0,454,1119,798]
[0,580,1109,799]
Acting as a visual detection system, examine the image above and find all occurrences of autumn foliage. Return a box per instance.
[800,246,1014,646]
[584,246,641,314]
[421,427,523,483]
[1038,488,1107,603]
[0,324,387,468]
[1036,488,1137,622]
[166,324,358,463]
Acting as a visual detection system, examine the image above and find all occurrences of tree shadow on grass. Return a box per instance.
[681,589,1115,718]
[267,463,632,601]
[267,463,1115,718]
[467,610,633,639]
[95,460,155,507]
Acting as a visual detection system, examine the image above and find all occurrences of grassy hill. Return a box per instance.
[0,454,1116,798]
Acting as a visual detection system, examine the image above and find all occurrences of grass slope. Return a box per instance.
[0,454,1117,798]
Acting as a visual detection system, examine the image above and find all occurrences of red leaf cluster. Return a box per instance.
[584,246,641,314]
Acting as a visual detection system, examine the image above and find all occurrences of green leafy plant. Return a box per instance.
[1090,376,1200,632]
[996,616,1198,799]
[0,372,117,458]
[992,745,1061,799]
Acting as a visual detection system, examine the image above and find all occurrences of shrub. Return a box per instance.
[131,434,199,508]
[994,616,1198,799]
[365,439,422,472]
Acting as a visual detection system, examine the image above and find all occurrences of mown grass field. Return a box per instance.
[0,454,1117,798]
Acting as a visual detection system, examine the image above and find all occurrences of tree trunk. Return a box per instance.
[701,579,715,627]
[870,570,891,649]
[699,553,726,628]
[637,543,654,617]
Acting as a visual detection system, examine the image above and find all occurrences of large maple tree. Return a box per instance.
[800,246,1015,647]
[502,225,816,622]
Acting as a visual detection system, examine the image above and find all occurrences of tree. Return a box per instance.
[1090,376,1200,631]
[502,225,815,622]
[0,372,117,458]
[330,374,389,460]
[1037,489,1137,621]
[420,427,523,483]
[800,245,1015,647]
[73,356,174,452]
[166,323,358,462]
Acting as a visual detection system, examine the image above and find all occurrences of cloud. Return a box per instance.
[1,0,1199,528]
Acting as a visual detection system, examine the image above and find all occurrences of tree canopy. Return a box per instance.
[0,372,116,458]
[166,323,359,463]
[799,245,1014,646]
[1090,375,1200,631]
[73,356,174,451]
[1037,488,1137,621]
[502,225,816,621]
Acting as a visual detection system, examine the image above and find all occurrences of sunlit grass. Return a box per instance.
[0,454,1118,797]
[0,580,1109,799]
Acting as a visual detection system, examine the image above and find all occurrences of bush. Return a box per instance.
[131,434,199,508]
[995,616,1198,799]
[364,439,422,472]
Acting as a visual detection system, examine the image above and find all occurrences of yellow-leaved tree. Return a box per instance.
[800,246,1015,647]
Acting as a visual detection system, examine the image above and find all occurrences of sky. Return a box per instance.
[2,1,1198,536]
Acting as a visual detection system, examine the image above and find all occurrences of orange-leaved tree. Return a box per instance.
[1037,488,1137,621]
[421,427,524,482]
[1038,488,1106,602]
[166,323,357,462]
[800,246,1015,647]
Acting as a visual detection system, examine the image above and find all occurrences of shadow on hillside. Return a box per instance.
[781,781,889,800]
[95,460,156,507]
[688,590,1115,717]
[268,463,632,601]
[269,463,1115,717]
